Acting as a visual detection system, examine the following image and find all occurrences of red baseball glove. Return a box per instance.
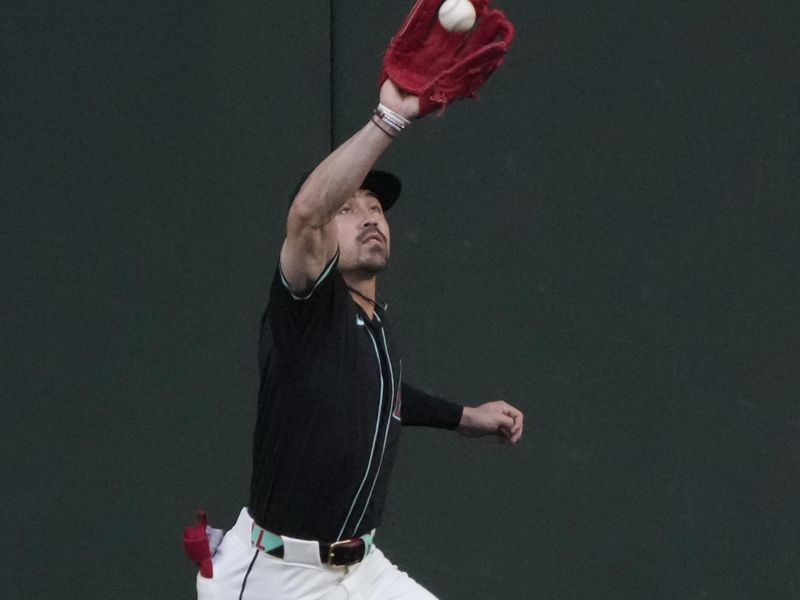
[381,0,515,115]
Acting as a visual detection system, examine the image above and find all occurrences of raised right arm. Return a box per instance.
[280,80,420,295]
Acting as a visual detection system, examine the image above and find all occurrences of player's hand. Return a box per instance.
[379,78,421,120]
[457,400,524,444]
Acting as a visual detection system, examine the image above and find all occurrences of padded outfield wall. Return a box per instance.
[3,1,798,598]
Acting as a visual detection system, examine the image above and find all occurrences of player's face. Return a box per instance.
[335,189,391,275]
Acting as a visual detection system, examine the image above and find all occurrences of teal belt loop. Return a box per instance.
[251,523,283,553]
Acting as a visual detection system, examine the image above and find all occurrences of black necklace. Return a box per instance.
[347,286,388,312]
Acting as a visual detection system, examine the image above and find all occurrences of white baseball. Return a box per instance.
[438,0,476,33]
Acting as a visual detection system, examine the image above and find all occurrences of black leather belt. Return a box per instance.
[267,537,368,567]
[251,522,372,567]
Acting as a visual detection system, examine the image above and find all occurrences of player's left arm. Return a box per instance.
[457,400,524,444]
[400,382,524,443]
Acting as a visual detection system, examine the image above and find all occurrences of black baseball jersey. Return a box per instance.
[248,252,462,542]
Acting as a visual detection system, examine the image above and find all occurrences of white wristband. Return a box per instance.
[373,103,411,135]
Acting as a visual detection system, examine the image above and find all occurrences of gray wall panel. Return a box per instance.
[330,1,799,599]
[3,2,331,597]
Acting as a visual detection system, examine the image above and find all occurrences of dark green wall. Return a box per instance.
[3,1,798,598]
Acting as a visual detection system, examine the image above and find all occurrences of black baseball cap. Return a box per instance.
[359,170,402,212]
[289,169,402,212]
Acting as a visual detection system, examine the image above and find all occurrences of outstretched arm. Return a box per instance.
[280,80,420,294]
[281,0,514,294]
[458,400,524,444]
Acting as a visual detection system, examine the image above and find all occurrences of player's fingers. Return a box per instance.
[497,414,515,438]
[510,419,523,443]
[501,405,524,443]
[500,402,522,418]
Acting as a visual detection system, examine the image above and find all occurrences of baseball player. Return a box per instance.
[185,1,521,597]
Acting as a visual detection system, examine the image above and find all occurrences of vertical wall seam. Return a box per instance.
[329,0,335,152]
